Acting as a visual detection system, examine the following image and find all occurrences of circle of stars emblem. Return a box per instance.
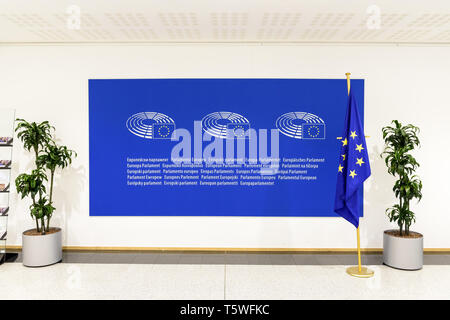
[157,125,171,138]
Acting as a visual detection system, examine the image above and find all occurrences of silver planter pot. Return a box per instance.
[383,229,423,270]
[22,228,62,267]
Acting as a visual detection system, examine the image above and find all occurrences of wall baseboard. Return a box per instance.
[6,245,450,254]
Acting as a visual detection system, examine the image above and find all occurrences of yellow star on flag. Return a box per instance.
[341,154,346,160]
[341,138,348,146]
[350,131,357,139]
[338,164,344,172]
[349,170,357,179]
[356,158,365,166]
[355,144,364,152]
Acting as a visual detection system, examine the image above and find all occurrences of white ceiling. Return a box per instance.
[0,0,450,43]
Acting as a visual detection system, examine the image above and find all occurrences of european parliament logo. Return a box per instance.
[201,111,251,139]
[153,123,175,139]
[276,111,326,140]
[126,112,176,139]
[302,123,325,139]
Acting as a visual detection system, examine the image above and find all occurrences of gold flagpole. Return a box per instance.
[344,72,374,278]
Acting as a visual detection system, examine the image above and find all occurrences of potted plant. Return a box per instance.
[381,120,423,270]
[15,119,76,267]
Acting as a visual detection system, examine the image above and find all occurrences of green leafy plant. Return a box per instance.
[381,120,422,236]
[15,119,53,161]
[15,119,76,234]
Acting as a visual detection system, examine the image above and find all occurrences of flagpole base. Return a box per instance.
[346,266,374,278]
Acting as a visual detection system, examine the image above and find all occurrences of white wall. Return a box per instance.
[0,43,449,249]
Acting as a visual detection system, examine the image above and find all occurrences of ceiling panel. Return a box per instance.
[0,0,449,43]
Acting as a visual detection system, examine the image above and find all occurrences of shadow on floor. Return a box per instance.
[6,251,450,265]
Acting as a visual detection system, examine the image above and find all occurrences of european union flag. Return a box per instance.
[302,123,326,139]
[334,89,371,228]
[227,123,250,139]
[152,123,175,139]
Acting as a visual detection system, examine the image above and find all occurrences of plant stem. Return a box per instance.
[33,145,39,166]
[49,170,54,203]
[33,143,46,201]
[31,195,39,232]
[46,170,55,232]
[406,201,410,235]
[399,189,403,236]
[41,217,46,235]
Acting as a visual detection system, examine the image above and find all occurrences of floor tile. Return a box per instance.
[292,254,319,265]
[133,253,162,264]
[154,254,182,264]
[337,254,382,266]
[269,254,296,265]
[178,254,204,264]
[424,255,450,265]
[225,265,450,300]
[201,254,226,265]
[7,251,450,266]
[63,253,95,263]
[225,254,248,265]
[336,254,359,265]
[146,264,225,299]
[314,255,342,265]
[90,253,138,264]
[0,263,225,299]
[246,254,277,265]
[2,254,450,299]
[362,255,383,265]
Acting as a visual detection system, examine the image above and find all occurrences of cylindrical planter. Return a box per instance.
[22,227,62,267]
[383,229,423,270]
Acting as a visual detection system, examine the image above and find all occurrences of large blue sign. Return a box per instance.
[89,79,364,217]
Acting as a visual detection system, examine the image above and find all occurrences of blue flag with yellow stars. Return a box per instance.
[334,89,371,228]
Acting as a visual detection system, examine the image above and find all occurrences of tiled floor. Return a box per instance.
[1,261,450,299]
[6,251,450,265]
